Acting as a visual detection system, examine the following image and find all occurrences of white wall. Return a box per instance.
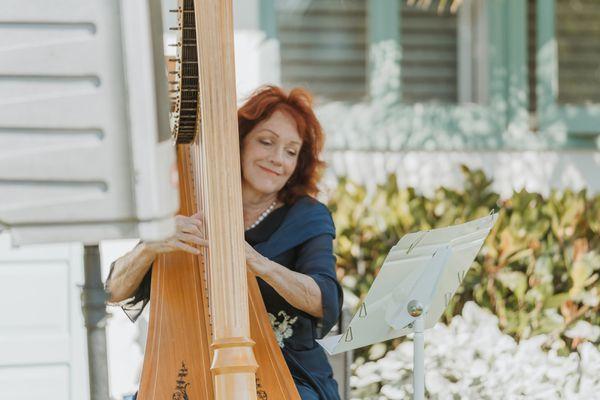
[0,235,88,400]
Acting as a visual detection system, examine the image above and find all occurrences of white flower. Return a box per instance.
[267,311,298,348]
[350,301,600,399]
[565,320,600,342]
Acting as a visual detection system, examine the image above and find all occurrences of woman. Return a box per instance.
[105,85,342,400]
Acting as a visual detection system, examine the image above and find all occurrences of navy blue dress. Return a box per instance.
[115,196,342,400]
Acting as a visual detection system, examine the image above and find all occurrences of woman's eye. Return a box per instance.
[287,150,298,157]
[259,139,272,145]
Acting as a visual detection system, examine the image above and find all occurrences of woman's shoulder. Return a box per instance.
[290,195,331,215]
[285,195,335,237]
[255,195,335,257]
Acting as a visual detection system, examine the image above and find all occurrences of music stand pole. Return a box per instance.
[408,300,425,400]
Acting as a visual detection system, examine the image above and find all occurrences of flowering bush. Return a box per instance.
[350,302,600,400]
[327,166,600,360]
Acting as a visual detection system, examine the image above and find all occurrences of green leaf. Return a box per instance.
[544,293,570,309]
[497,271,528,302]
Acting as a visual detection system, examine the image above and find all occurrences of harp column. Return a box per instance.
[194,1,258,400]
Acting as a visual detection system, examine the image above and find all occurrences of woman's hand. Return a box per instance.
[245,241,273,277]
[144,212,208,256]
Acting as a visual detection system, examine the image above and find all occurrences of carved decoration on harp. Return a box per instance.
[172,362,191,400]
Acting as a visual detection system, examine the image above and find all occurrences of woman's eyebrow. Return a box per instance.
[262,128,279,137]
[262,128,301,145]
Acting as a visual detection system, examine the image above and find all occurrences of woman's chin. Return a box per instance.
[260,185,282,196]
[247,182,282,197]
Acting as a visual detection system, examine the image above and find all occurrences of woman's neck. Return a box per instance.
[241,184,279,227]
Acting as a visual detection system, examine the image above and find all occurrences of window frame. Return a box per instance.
[361,0,512,150]
[536,0,600,137]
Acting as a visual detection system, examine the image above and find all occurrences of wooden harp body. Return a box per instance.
[137,1,301,399]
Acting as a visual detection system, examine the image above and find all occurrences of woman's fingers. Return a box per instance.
[180,223,202,236]
[158,213,209,256]
[190,211,204,219]
[176,232,208,247]
[173,240,201,255]
[188,212,205,229]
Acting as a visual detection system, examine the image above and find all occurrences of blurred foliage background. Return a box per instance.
[327,166,600,361]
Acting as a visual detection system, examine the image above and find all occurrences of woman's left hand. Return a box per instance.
[244,242,272,277]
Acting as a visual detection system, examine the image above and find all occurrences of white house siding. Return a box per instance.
[0,234,88,400]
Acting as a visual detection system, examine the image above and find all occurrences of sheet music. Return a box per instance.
[317,212,498,355]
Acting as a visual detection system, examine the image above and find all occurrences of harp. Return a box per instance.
[136,1,301,399]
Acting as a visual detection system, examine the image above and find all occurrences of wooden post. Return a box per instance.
[193,1,258,399]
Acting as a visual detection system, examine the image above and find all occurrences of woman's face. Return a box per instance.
[241,110,303,198]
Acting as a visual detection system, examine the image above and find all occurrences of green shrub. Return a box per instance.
[328,166,600,359]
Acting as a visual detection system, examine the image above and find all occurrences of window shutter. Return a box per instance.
[400,2,458,103]
[556,0,600,104]
[528,0,537,115]
[276,0,367,102]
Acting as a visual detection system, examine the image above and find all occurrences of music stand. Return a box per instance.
[318,212,499,400]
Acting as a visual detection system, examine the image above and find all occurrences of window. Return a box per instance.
[555,0,600,104]
[533,0,600,136]
[399,2,459,103]
[276,0,367,102]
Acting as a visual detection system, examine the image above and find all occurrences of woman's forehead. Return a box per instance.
[256,111,302,143]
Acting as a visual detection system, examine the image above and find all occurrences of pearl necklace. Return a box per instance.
[245,200,277,231]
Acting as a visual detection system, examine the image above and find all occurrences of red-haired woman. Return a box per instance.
[106,85,342,400]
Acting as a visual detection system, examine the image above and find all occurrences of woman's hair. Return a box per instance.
[238,85,326,204]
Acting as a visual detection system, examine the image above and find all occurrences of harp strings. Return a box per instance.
[190,137,214,335]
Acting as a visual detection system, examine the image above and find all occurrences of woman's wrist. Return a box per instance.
[138,241,158,260]
[254,257,278,279]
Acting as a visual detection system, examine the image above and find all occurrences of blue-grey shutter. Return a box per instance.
[400,2,458,103]
[276,0,367,102]
[555,0,600,104]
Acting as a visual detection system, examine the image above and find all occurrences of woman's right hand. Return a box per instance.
[144,212,208,256]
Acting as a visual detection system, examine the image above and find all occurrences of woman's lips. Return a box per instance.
[259,166,280,176]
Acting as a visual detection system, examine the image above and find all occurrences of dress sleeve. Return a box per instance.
[294,233,342,339]
[105,258,152,323]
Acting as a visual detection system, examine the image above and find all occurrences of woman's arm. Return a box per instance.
[105,213,207,303]
[105,242,157,303]
[245,242,323,318]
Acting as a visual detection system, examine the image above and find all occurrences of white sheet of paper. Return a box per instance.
[317,212,498,355]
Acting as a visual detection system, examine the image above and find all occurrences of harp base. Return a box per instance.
[211,337,259,400]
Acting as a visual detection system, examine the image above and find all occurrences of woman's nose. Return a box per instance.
[269,147,284,165]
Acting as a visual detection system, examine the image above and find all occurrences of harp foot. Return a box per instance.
[211,337,259,400]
